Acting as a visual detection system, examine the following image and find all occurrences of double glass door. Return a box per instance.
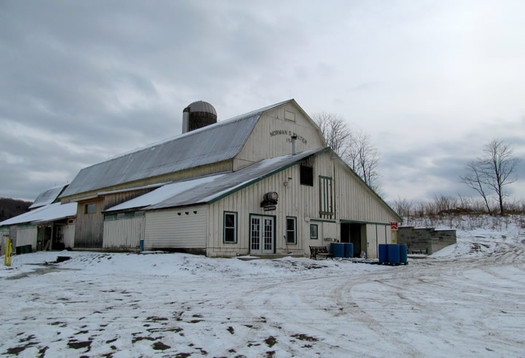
[250,216,274,254]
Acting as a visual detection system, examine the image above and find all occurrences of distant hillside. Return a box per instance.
[0,198,32,222]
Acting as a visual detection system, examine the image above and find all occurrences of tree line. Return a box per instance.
[314,113,521,217]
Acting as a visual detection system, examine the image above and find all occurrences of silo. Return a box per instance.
[182,101,217,133]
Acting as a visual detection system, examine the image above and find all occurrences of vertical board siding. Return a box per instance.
[207,151,398,257]
[145,205,207,249]
[0,228,9,255]
[75,189,160,248]
[208,164,322,257]
[74,198,104,248]
[234,104,325,170]
[334,158,398,224]
[103,189,152,211]
[103,216,144,250]
[16,226,37,250]
[63,224,75,249]
[366,224,378,259]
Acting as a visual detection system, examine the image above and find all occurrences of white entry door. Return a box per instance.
[250,216,274,254]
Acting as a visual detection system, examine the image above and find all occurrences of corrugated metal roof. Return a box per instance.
[104,148,326,212]
[0,202,77,226]
[105,174,226,212]
[61,100,293,198]
[29,185,68,209]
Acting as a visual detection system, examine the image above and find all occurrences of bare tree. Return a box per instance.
[393,197,413,218]
[313,112,352,158]
[461,161,492,215]
[482,139,520,215]
[347,129,380,190]
[461,139,519,215]
[313,113,381,191]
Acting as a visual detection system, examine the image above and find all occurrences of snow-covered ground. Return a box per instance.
[1,217,524,357]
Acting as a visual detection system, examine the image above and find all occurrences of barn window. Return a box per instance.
[284,110,296,122]
[310,224,318,240]
[300,157,314,186]
[319,176,333,219]
[85,203,96,214]
[223,212,237,244]
[286,217,297,244]
[300,165,313,186]
[105,214,117,221]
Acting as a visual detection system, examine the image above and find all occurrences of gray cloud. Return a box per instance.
[1,0,525,202]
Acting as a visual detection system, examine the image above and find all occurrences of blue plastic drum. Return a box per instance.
[379,244,388,263]
[344,243,354,258]
[331,243,345,258]
[387,244,401,264]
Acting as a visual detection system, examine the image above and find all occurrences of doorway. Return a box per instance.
[341,223,365,258]
[250,215,275,255]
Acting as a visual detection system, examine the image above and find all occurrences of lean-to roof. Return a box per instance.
[0,202,77,226]
[105,148,326,212]
[61,100,293,198]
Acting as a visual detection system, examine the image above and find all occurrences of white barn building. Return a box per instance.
[60,99,400,258]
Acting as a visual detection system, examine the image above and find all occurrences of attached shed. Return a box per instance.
[0,202,77,252]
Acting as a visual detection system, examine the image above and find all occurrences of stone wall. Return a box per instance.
[398,226,456,255]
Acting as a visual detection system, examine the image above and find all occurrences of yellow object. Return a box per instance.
[4,238,12,266]
[391,230,397,244]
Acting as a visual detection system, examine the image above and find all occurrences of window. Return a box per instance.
[117,212,135,220]
[224,212,237,244]
[286,217,297,244]
[284,110,296,122]
[310,224,318,240]
[105,214,117,221]
[85,203,96,214]
[319,176,334,219]
[300,164,313,186]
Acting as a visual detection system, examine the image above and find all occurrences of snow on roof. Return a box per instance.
[105,174,226,212]
[61,100,293,198]
[0,202,77,226]
[29,185,68,209]
[105,148,326,212]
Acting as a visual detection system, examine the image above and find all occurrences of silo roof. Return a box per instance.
[61,100,292,198]
[186,101,217,115]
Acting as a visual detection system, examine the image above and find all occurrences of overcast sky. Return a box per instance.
[1,0,524,205]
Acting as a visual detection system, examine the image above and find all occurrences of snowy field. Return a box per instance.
[1,218,524,357]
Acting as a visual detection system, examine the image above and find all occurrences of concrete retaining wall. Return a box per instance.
[398,226,456,255]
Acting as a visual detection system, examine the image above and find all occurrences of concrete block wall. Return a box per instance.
[398,226,456,255]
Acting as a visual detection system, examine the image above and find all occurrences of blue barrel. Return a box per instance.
[331,243,345,258]
[379,244,388,264]
[140,239,145,252]
[399,244,408,264]
[344,243,354,258]
[387,244,401,264]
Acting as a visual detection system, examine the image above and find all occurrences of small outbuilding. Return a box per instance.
[0,185,76,254]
